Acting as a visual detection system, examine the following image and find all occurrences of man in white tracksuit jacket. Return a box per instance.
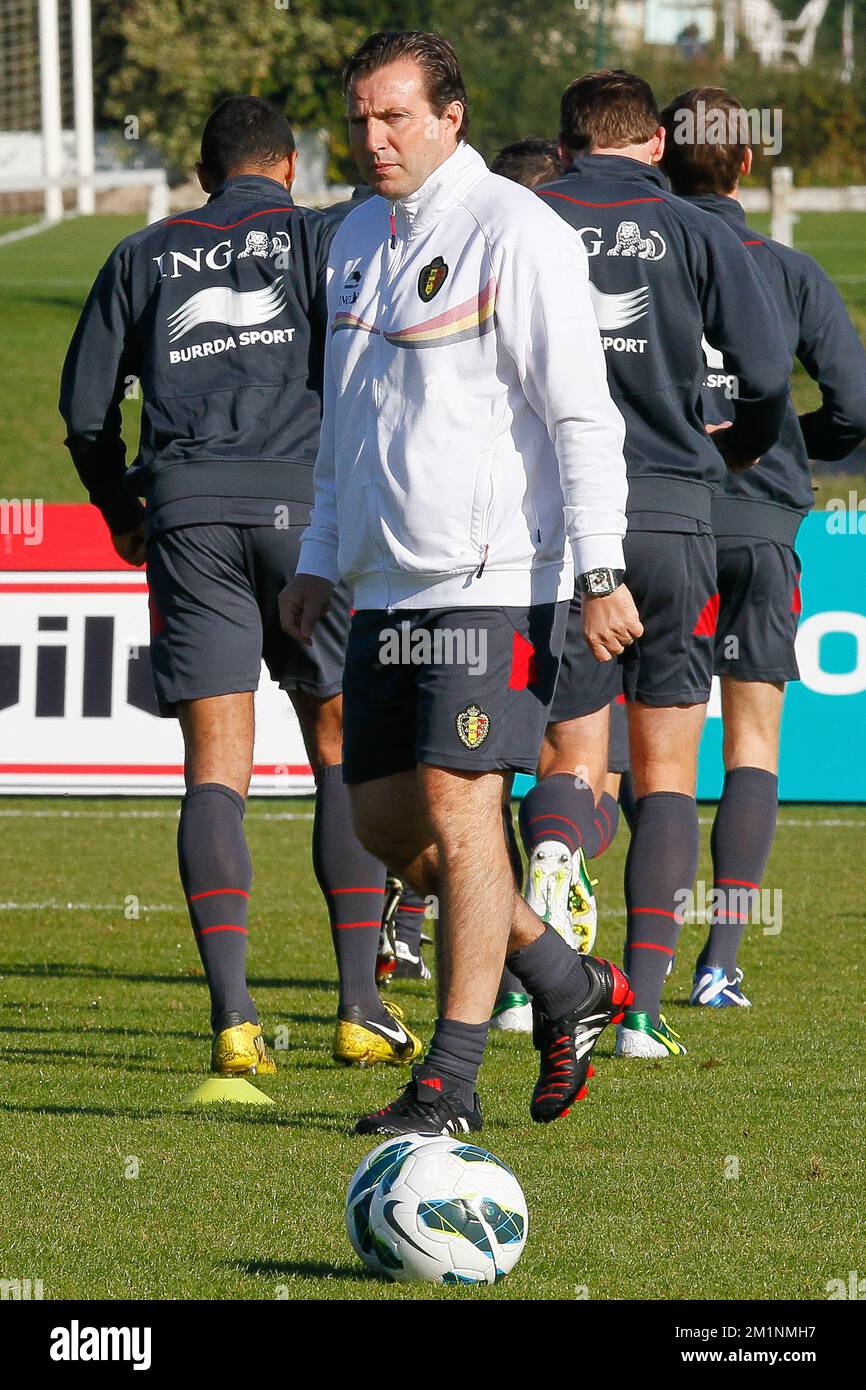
[281,31,642,1137]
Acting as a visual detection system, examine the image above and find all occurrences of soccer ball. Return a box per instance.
[366,1138,528,1284]
[344,1135,431,1276]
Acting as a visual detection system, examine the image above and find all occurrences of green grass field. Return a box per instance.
[1,798,863,1300]
[1,210,866,505]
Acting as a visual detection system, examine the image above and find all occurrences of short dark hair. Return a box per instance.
[342,30,469,140]
[659,88,748,196]
[491,138,563,188]
[200,97,295,183]
[560,69,659,155]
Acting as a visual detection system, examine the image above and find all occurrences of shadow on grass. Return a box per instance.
[231,1258,373,1283]
[0,961,338,992]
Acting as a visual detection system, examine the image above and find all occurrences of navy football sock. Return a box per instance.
[586,791,621,859]
[178,782,256,1032]
[508,925,592,1019]
[312,763,387,1019]
[518,772,595,858]
[619,771,637,833]
[421,1017,489,1103]
[624,792,699,1025]
[699,767,779,978]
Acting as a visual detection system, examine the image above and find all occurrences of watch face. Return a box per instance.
[588,569,610,596]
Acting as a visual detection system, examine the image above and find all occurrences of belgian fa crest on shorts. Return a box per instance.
[456,704,490,749]
[418,256,449,302]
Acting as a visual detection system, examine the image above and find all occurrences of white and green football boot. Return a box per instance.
[615,1010,688,1059]
[525,840,576,947]
[568,846,598,954]
[490,990,533,1034]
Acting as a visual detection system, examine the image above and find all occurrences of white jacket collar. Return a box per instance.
[396,142,488,236]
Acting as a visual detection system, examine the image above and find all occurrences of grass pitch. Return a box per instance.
[1,798,863,1301]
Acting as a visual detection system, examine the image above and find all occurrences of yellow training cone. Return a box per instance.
[184,1076,275,1106]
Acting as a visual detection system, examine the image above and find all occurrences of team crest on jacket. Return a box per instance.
[456,703,490,749]
[418,256,449,302]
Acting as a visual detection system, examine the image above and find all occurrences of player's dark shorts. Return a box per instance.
[714,538,801,682]
[146,523,350,716]
[548,596,630,772]
[341,603,569,783]
[549,530,717,711]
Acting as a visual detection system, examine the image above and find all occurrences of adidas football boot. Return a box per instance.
[568,846,598,954]
[354,1066,483,1137]
[211,1014,277,1077]
[490,990,533,1034]
[615,1010,688,1058]
[333,1000,423,1068]
[530,956,634,1123]
[525,839,578,947]
[690,964,751,1008]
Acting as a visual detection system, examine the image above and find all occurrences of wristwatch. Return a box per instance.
[576,567,625,598]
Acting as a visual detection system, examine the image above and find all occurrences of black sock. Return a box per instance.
[393,883,425,957]
[420,1018,490,1104]
[518,772,595,858]
[585,791,621,859]
[699,767,778,978]
[312,763,386,1019]
[496,963,528,1005]
[178,782,256,1032]
[619,771,637,834]
[508,925,592,1019]
[624,792,699,1025]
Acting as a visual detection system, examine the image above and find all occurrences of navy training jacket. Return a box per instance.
[59,175,332,535]
[537,155,791,530]
[685,191,866,545]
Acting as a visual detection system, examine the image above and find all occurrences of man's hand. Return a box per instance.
[279,573,334,646]
[111,523,146,567]
[582,583,643,663]
[706,420,758,474]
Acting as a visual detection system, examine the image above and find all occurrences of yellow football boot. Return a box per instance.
[211,1016,277,1077]
[332,1000,423,1068]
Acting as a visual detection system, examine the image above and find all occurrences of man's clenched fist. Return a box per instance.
[279,573,334,646]
[582,583,643,663]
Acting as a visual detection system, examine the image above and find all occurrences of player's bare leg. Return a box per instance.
[176,693,274,1076]
[291,692,421,1068]
[690,678,783,1009]
[615,701,706,1058]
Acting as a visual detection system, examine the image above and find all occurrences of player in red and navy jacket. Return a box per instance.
[659,86,866,1011]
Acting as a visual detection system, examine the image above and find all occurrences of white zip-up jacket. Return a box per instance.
[298,141,628,609]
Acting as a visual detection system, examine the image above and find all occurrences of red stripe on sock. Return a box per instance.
[630,941,675,954]
[327,887,386,894]
[630,906,678,918]
[333,920,381,929]
[716,878,760,890]
[198,924,248,935]
[188,888,250,902]
[400,905,426,913]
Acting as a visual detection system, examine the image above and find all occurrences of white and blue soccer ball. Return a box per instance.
[363,1137,528,1284]
[345,1135,432,1276]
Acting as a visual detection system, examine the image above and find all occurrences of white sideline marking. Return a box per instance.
[0,901,176,912]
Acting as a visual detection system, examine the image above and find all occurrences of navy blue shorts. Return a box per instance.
[714,538,801,683]
[341,603,569,783]
[146,523,350,716]
[546,594,630,773]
